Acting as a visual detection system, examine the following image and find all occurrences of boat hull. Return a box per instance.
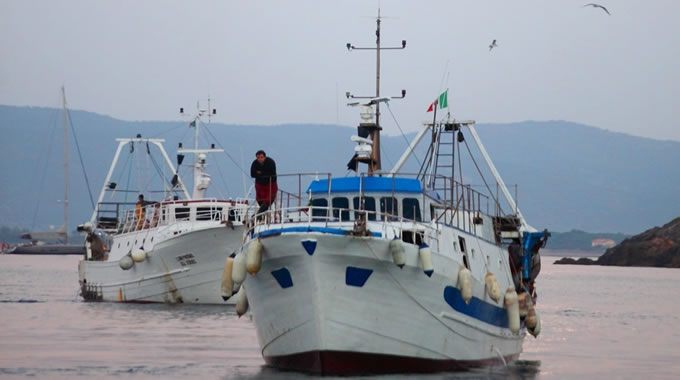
[244,231,524,374]
[9,244,85,255]
[79,225,243,304]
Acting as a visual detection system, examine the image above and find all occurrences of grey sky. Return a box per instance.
[2,0,679,141]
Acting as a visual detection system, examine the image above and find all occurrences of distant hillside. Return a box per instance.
[555,217,680,268]
[546,230,629,252]
[1,105,679,234]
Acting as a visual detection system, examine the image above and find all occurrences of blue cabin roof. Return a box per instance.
[307,177,422,194]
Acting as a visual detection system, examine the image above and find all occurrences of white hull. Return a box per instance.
[80,225,243,304]
[243,226,524,373]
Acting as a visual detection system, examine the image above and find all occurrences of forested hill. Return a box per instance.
[1,105,679,235]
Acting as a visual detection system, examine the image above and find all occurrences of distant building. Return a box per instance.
[592,238,616,248]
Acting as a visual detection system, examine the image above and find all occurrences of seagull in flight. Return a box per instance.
[583,3,610,15]
[488,39,498,52]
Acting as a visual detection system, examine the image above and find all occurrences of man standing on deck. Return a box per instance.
[250,150,278,214]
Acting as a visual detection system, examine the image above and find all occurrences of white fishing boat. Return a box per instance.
[78,104,251,304]
[232,15,549,374]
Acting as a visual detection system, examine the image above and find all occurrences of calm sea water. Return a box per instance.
[1,253,678,380]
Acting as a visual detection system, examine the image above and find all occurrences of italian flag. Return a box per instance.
[427,90,448,112]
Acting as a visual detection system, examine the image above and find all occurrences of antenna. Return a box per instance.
[178,98,224,199]
[345,9,406,174]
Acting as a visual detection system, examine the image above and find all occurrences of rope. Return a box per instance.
[202,124,250,179]
[66,108,95,210]
[461,136,503,215]
[30,109,59,229]
[385,102,422,167]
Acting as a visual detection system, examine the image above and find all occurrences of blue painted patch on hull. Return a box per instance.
[301,239,317,255]
[443,286,508,328]
[345,266,373,287]
[271,267,294,289]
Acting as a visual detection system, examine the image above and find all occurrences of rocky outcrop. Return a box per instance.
[555,217,680,268]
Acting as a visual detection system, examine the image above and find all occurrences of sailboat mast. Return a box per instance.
[61,86,68,244]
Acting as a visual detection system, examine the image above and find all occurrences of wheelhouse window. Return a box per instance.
[353,196,376,221]
[332,197,350,221]
[175,207,191,221]
[310,198,328,220]
[380,197,398,221]
[402,198,421,221]
[196,207,223,221]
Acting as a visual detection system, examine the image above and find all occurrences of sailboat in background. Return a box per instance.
[8,87,85,255]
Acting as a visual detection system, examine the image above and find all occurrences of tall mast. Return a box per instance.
[61,86,68,244]
[346,10,406,175]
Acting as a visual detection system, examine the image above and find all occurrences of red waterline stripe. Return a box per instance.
[264,350,518,375]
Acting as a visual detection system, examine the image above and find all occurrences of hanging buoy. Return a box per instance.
[232,251,247,287]
[221,257,235,301]
[246,239,263,275]
[389,238,405,268]
[235,286,249,317]
[504,288,520,334]
[458,267,472,304]
[517,292,530,317]
[131,248,146,263]
[527,308,541,337]
[119,254,134,270]
[485,272,501,303]
[418,244,433,277]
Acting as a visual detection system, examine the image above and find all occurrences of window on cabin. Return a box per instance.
[380,197,398,221]
[175,207,191,221]
[310,198,328,220]
[353,196,376,221]
[332,197,350,221]
[402,198,421,221]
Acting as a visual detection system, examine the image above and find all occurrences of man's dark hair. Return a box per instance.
[256,150,266,157]
[138,194,144,199]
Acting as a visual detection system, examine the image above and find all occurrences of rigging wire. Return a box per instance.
[66,108,95,210]
[198,125,230,199]
[30,109,59,230]
[201,124,250,180]
[385,102,422,168]
[461,135,503,215]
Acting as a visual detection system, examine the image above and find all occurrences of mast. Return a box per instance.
[61,86,68,244]
[179,100,223,199]
[346,10,406,175]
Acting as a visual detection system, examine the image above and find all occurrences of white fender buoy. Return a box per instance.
[485,272,501,303]
[517,292,530,317]
[131,248,146,263]
[232,251,247,287]
[389,238,405,268]
[119,254,134,270]
[221,257,235,301]
[504,288,520,334]
[235,286,249,317]
[458,267,472,304]
[246,239,263,275]
[418,244,434,277]
[527,308,541,337]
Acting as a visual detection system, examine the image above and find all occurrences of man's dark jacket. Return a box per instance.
[250,157,277,185]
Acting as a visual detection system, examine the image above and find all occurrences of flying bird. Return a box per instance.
[488,39,497,52]
[583,3,610,15]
